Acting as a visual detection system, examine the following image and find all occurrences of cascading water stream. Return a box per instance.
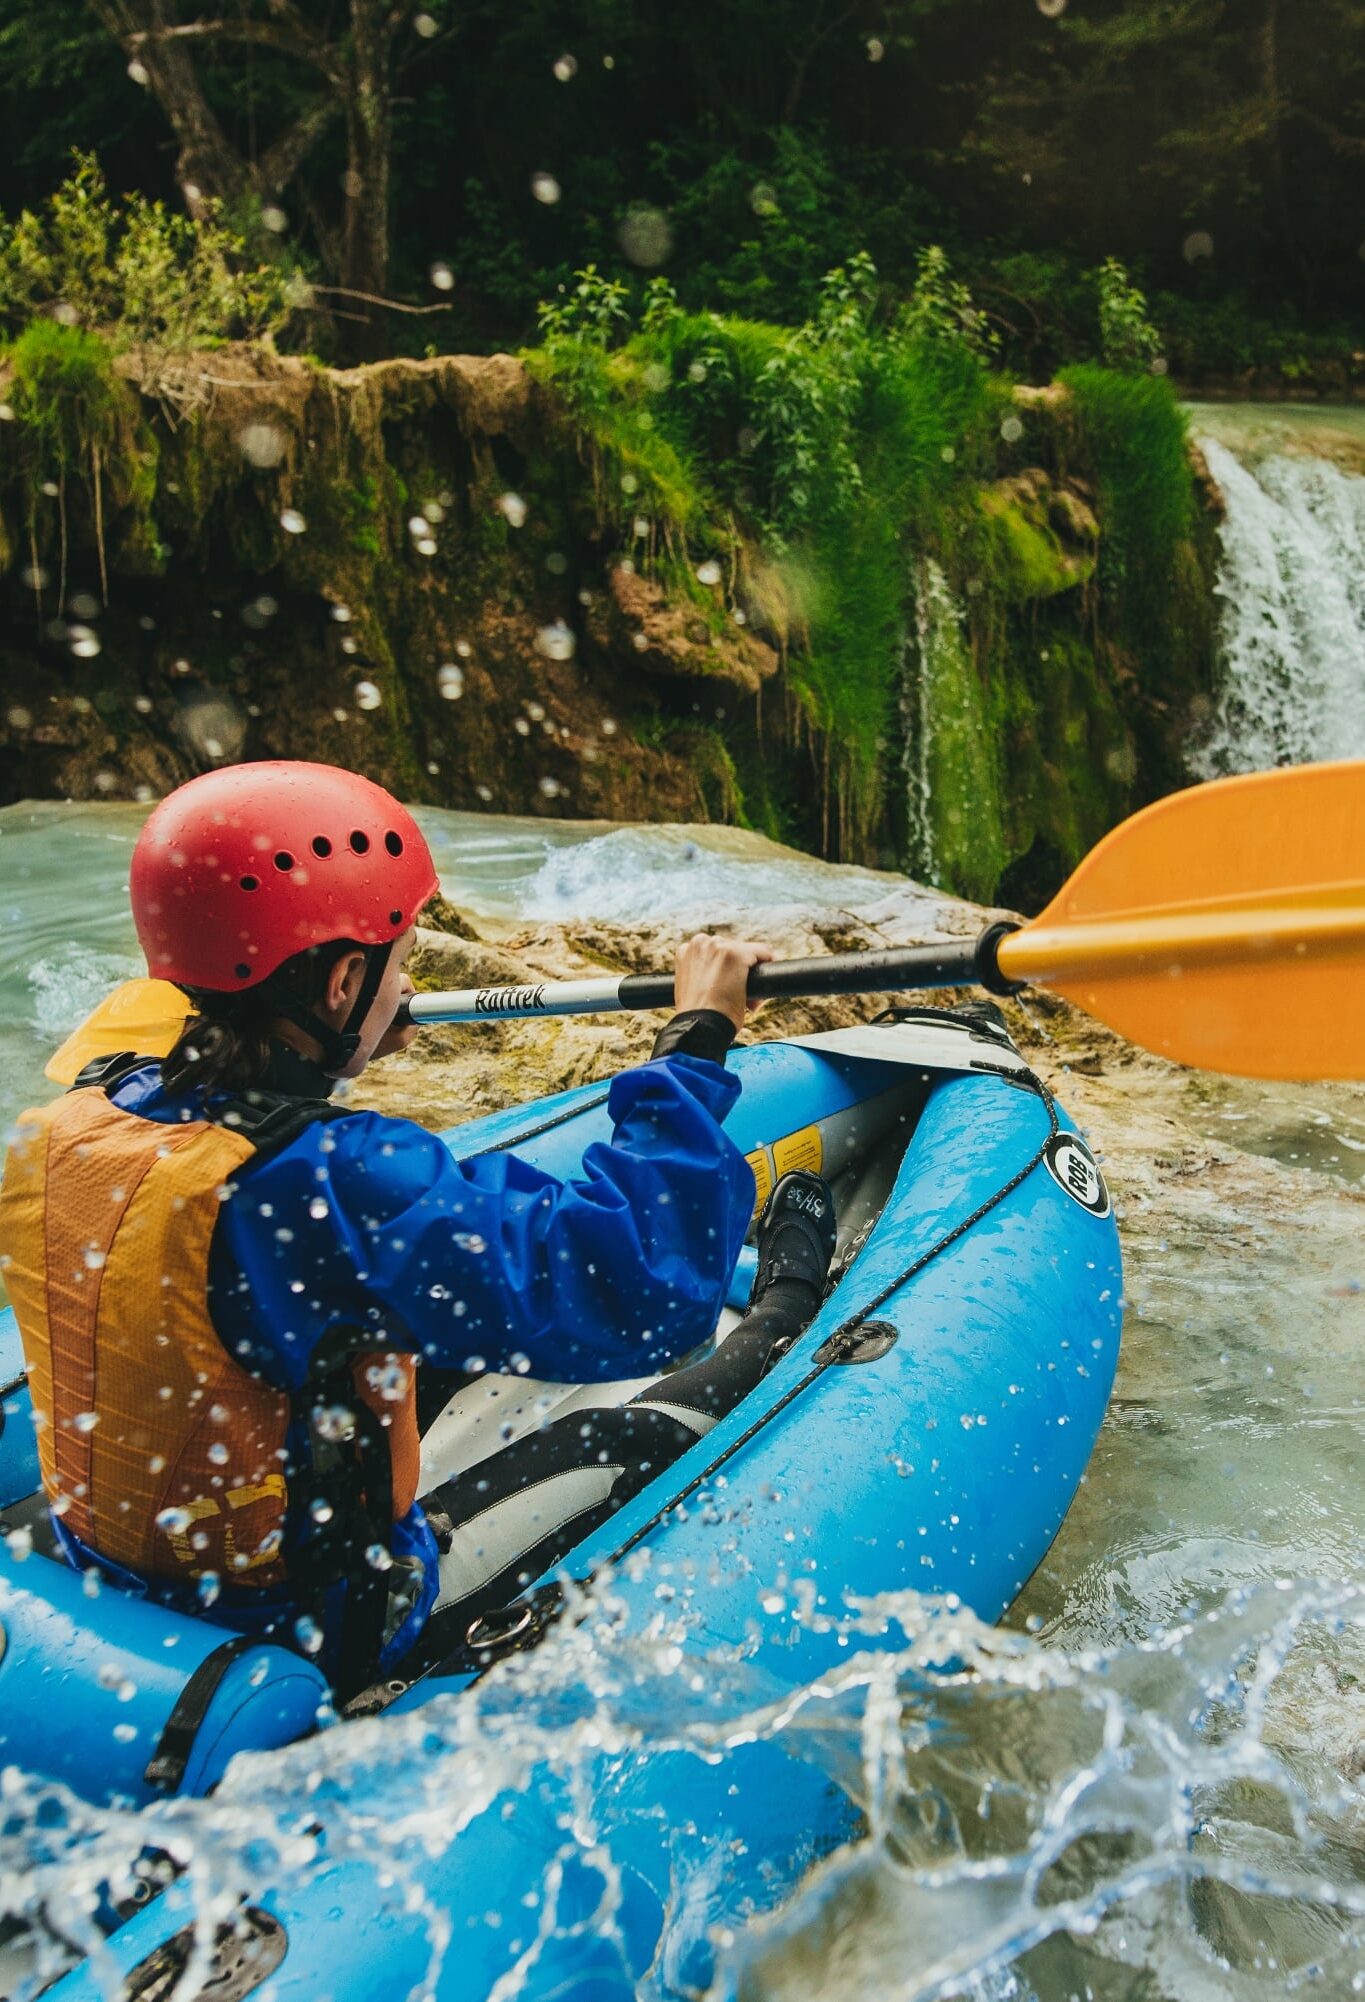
[1190,411,1365,775]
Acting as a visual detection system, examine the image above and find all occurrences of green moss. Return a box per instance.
[1,319,162,591]
[978,481,1095,602]
[1055,367,1196,649]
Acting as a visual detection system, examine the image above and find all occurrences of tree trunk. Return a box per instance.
[1258,0,1301,288]
[340,0,399,360]
[91,0,251,213]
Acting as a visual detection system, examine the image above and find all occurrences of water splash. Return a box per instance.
[514,822,944,928]
[1190,438,1365,776]
[27,946,141,1044]
[2,1578,1362,2000]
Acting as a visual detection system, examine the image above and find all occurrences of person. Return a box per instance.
[0,761,835,1698]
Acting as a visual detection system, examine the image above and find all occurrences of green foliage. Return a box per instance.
[0,315,160,592]
[0,156,303,353]
[531,253,1003,858]
[1150,289,1362,386]
[535,265,631,353]
[900,246,999,363]
[4,316,124,469]
[4,0,1362,375]
[1095,258,1163,375]
[1058,364,1198,678]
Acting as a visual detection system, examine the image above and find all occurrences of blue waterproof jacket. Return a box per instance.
[64,1031,753,1668]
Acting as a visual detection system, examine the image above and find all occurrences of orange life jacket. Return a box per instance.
[0,1072,420,1594]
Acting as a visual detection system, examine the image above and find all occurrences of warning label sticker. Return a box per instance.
[746,1146,773,1213]
[772,1124,824,1178]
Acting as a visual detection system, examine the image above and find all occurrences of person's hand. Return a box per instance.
[370,972,420,1060]
[673,934,774,1031]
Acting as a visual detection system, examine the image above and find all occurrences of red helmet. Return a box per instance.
[130,762,438,991]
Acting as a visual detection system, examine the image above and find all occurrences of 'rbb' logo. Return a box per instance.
[1042,1132,1111,1218]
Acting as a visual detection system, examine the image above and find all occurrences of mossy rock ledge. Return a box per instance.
[0,342,1218,908]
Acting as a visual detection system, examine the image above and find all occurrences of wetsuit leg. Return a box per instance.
[407,1174,836,1664]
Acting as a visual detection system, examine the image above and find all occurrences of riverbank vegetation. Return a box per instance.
[0,155,1214,902]
[3,0,1338,902]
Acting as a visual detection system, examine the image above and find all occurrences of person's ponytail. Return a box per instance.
[160,994,277,1095]
[159,938,363,1095]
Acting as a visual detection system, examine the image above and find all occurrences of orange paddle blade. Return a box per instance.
[998,760,1365,1079]
[45,978,191,1087]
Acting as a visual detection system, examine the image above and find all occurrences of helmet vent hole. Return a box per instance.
[234,963,251,980]
[239,875,259,892]
[384,831,404,856]
[311,835,332,859]
[390,909,403,926]
[273,851,295,872]
[349,829,370,854]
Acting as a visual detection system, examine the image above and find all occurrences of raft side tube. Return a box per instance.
[0,1543,328,1805]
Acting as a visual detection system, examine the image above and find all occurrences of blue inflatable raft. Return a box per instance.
[0,1009,1122,2000]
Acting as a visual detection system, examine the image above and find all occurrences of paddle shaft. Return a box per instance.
[401,926,1019,1026]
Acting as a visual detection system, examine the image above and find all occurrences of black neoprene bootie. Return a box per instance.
[752,1170,837,1306]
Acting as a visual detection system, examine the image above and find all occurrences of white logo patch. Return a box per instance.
[1043,1132,1111,1218]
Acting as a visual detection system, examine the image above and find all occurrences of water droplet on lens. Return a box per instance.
[618,205,672,268]
[239,423,285,469]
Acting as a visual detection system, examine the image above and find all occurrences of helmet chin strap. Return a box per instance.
[273,940,394,1075]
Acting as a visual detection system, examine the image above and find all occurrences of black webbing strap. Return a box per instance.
[70,1051,152,1095]
[144,1634,259,1792]
[281,1351,400,1702]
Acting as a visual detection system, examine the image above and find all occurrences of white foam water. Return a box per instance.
[511,822,944,928]
[1190,435,1365,776]
[2,1576,1362,2000]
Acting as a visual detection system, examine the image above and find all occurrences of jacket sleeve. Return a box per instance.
[224,1054,755,1387]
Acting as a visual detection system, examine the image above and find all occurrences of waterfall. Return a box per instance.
[900,556,1007,901]
[900,555,965,885]
[1189,431,1365,777]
